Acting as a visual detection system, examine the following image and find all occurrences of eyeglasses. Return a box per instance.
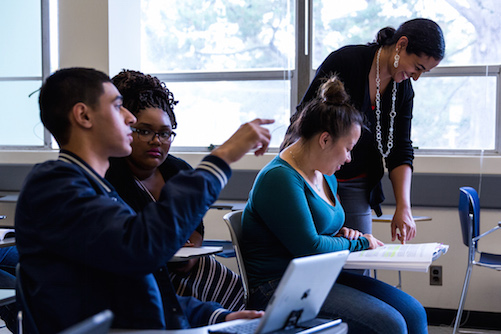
[131,127,176,143]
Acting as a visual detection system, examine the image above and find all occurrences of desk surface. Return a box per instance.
[372,215,432,223]
[170,246,223,262]
[110,320,348,334]
[0,289,15,307]
[0,237,15,248]
[209,201,246,211]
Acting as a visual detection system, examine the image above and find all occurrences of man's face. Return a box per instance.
[92,82,136,158]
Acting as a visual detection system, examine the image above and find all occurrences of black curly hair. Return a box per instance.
[111,69,178,129]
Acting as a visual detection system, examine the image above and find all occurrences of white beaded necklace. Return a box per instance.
[375,47,397,158]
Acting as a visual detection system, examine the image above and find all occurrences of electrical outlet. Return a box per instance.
[430,265,442,286]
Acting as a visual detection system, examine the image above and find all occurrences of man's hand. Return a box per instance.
[225,310,265,322]
[211,119,274,165]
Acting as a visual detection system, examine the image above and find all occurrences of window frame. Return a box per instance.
[414,65,501,155]
[3,0,500,157]
[155,0,501,156]
[0,0,52,150]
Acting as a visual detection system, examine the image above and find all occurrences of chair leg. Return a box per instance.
[453,263,473,334]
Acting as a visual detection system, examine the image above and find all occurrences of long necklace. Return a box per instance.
[375,47,397,158]
[289,149,321,192]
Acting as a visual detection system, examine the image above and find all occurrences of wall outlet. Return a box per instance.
[430,265,443,286]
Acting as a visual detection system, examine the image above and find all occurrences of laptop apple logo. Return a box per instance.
[301,289,310,300]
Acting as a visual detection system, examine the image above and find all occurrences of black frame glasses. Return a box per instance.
[131,127,176,143]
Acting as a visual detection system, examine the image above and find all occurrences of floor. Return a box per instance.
[429,326,501,334]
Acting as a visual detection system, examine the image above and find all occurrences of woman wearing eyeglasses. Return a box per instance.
[105,69,245,312]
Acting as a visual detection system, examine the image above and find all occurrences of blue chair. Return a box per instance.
[453,187,501,334]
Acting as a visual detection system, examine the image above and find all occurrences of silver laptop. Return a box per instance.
[58,309,113,334]
[209,250,349,334]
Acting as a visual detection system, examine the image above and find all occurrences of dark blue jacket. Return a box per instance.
[15,150,232,333]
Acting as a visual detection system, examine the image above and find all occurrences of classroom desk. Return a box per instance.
[372,214,432,223]
[0,289,15,307]
[209,201,246,211]
[170,246,223,262]
[110,319,348,334]
[0,237,15,248]
[371,215,433,289]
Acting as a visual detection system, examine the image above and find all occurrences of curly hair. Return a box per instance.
[111,70,178,129]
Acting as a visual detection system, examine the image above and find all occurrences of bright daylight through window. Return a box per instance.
[1,0,499,153]
[0,0,46,147]
[312,0,499,152]
[140,0,500,153]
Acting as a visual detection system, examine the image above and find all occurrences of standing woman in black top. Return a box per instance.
[282,18,445,243]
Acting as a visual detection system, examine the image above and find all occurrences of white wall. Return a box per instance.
[3,0,498,315]
[200,204,501,314]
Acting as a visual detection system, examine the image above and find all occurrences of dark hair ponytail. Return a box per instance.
[290,75,364,143]
[375,18,445,60]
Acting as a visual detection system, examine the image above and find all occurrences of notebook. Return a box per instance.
[209,250,349,334]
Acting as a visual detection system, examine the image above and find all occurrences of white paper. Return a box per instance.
[173,246,223,259]
[344,243,448,272]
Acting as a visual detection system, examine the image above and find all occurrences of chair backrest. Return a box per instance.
[458,186,480,248]
[16,263,39,334]
[223,210,249,307]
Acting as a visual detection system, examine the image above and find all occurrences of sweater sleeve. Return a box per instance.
[250,166,369,256]
[177,295,230,327]
[16,155,231,277]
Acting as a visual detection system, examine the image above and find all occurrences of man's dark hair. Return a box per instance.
[39,67,111,146]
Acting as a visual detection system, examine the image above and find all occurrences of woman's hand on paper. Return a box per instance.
[363,234,385,249]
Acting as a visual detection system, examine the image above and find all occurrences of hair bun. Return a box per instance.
[319,76,349,106]
[375,26,396,45]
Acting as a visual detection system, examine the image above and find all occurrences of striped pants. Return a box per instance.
[170,255,246,311]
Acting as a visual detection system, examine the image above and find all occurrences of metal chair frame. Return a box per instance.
[453,187,501,334]
[16,263,39,334]
[222,210,249,308]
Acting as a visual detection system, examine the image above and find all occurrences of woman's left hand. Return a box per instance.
[336,227,362,240]
[391,207,416,244]
[225,310,265,322]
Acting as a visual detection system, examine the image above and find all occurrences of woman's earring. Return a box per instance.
[394,50,400,68]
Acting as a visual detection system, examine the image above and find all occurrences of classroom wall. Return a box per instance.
[1,0,499,316]
[200,194,501,314]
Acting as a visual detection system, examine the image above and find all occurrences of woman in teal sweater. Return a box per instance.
[242,76,427,334]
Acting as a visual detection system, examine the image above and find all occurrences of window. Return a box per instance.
[128,0,500,153]
[312,0,501,153]
[0,0,53,148]
[135,0,295,150]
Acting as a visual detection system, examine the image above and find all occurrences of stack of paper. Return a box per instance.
[344,242,449,272]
